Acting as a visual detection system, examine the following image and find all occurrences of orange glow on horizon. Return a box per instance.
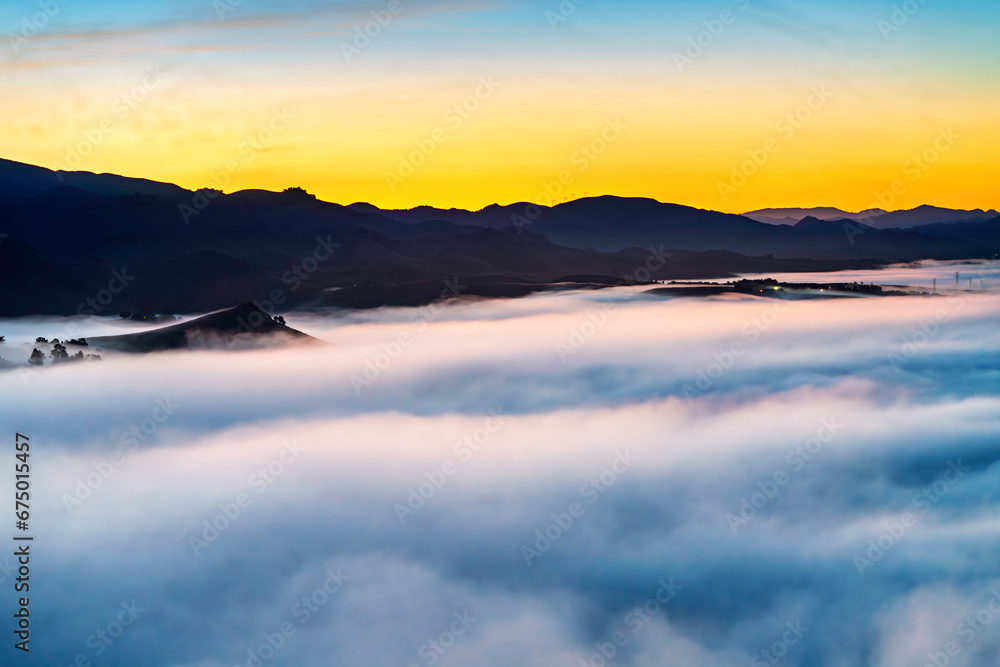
[4,71,999,214]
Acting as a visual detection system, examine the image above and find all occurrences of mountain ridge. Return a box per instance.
[743,204,999,229]
[2,157,997,316]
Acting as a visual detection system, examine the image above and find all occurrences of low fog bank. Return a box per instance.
[3,289,1000,443]
[1,265,998,666]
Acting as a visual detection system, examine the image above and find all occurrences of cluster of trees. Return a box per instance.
[0,336,102,368]
[282,187,316,199]
[34,337,88,346]
[28,346,102,365]
[28,336,101,366]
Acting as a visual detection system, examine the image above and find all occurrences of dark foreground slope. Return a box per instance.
[91,303,314,352]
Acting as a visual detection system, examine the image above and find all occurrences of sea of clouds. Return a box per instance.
[1,261,999,667]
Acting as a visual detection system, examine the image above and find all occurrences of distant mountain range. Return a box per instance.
[744,206,999,229]
[1,157,998,316]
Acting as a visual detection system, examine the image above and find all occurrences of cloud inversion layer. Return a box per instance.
[1,263,999,666]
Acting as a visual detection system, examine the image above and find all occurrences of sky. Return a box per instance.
[1,261,1000,665]
[2,0,999,212]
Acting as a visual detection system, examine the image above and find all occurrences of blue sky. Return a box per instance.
[3,0,998,210]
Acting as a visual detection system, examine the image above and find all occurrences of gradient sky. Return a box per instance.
[2,0,998,212]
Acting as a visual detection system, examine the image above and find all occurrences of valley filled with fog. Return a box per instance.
[2,261,999,667]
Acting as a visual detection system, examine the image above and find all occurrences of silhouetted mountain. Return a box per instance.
[744,204,998,229]
[0,237,93,316]
[868,205,999,229]
[371,196,991,258]
[744,207,887,225]
[910,215,1000,249]
[348,203,492,228]
[0,156,187,198]
[1,158,995,316]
